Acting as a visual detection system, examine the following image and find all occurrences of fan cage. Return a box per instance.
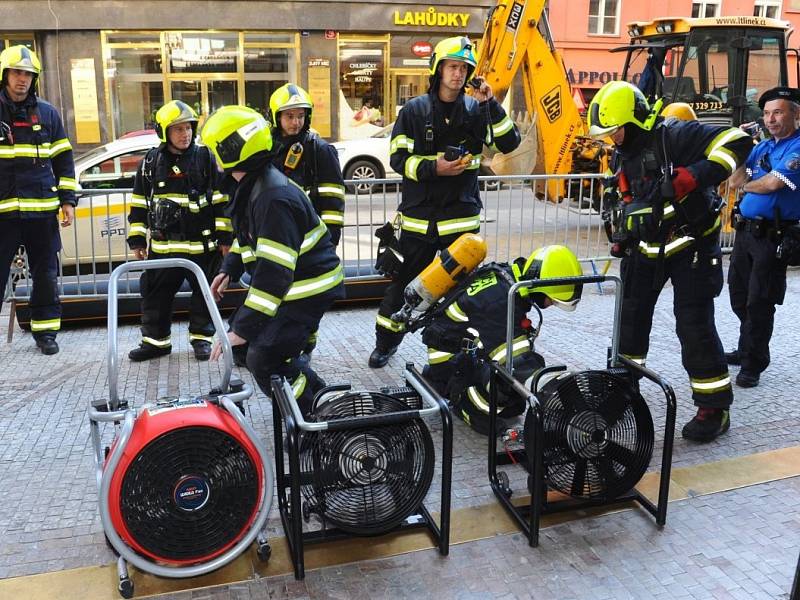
[525,370,654,502]
[299,391,435,536]
[115,425,261,564]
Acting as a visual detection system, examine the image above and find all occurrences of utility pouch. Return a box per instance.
[374,219,403,278]
[776,223,800,266]
[150,199,183,241]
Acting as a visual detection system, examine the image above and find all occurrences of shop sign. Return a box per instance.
[411,42,432,57]
[567,69,641,87]
[394,7,471,28]
[325,30,337,40]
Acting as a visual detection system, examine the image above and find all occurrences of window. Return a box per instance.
[588,0,619,35]
[79,149,151,189]
[691,1,721,17]
[754,0,782,18]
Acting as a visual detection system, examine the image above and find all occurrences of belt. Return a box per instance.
[735,217,799,235]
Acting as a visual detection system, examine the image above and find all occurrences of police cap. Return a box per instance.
[758,86,800,109]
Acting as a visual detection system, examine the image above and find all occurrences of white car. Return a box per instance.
[331,123,398,192]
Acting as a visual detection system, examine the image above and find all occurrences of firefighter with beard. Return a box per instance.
[126,100,232,362]
[202,105,344,416]
[421,245,583,435]
[0,45,76,355]
[588,81,753,442]
[369,36,521,369]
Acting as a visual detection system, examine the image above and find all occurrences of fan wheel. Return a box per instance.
[525,370,654,502]
[299,391,434,536]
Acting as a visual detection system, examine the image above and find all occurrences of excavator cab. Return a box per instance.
[616,16,798,126]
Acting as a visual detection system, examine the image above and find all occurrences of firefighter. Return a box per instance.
[126,100,232,362]
[269,83,345,357]
[201,105,344,416]
[421,245,583,435]
[588,80,753,442]
[369,35,521,368]
[0,45,76,355]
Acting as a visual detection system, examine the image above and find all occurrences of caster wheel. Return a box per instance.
[497,471,512,498]
[257,542,272,562]
[118,577,134,599]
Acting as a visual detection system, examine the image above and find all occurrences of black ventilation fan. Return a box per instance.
[120,426,260,562]
[525,370,654,502]
[299,392,434,535]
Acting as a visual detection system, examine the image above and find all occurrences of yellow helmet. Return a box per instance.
[269,83,313,130]
[514,245,583,311]
[587,81,662,139]
[200,105,272,171]
[429,36,477,77]
[154,100,199,143]
[660,101,697,121]
[0,45,41,86]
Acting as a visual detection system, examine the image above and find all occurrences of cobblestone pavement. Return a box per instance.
[1,261,799,598]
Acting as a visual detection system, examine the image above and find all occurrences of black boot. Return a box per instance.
[681,408,730,442]
[129,344,171,362]
[368,345,398,368]
[35,336,59,355]
[724,350,741,366]
[191,340,212,361]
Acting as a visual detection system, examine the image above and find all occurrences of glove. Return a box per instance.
[671,166,697,200]
[623,201,661,242]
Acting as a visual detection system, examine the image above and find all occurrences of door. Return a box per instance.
[389,70,428,121]
[169,77,238,122]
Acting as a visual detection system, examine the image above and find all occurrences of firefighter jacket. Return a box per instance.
[389,92,520,239]
[221,163,344,342]
[614,118,752,258]
[127,143,232,255]
[424,263,533,369]
[271,130,345,241]
[0,88,76,219]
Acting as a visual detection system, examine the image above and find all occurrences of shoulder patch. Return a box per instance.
[784,153,800,172]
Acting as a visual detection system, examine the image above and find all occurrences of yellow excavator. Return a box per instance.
[472,3,798,205]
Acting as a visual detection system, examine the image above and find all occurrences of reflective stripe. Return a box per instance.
[445,302,468,322]
[489,335,529,364]
[189,333,215,342]
[0,139,72,159]
[130,194,148,208]
[465,155,481,170]
[427,348,454,365]
[31,318,60,332]
[255,237,298,270]
[49,138,73,157]
[215,217,233,231]
[637,235,695,257]
[18,197,61,212]
[321,210,345,226]
[437,215,480,236]
[0,198,19,213]
[405,155,424,181]
[142,335,171,347]
[211,192,227,205]
[317,183,345,199]
[150,240,209,254]
[492,115,514,137]
[284,265,344,301]
[705,128,749,173]
[58,177,78,191]
[467,386,490,414]
[401,215,429,234]
[376,314,406,333]
[127,223,147,237]
[245,287,281,316]
[300,221,328,254]
[390,135,414,153]
[292,373,307,399]
[621,353,647,366]
[690,375,732,393]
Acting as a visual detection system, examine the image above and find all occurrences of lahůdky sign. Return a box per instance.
[394,7,470,27]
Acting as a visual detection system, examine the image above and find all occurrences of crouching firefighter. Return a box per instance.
[418,245,583,435]
[588,81,753,442]
[201,106,344,417]
[126,100,232,362]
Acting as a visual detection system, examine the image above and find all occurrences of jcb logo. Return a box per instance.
[506,2,523,32]
[541,86,562,123]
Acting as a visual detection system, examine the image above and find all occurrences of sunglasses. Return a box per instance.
[758,153,772,171]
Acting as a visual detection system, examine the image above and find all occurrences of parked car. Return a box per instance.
[331,123,397,192]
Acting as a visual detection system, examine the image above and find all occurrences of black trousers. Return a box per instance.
[246,289,341,417]
[620,237,732,409]
[138,250,217,347]
[375,227,477,350]
[728,229,787,375]
[0,217,61,340]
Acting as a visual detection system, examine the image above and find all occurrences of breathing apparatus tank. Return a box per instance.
[392,233,487,323]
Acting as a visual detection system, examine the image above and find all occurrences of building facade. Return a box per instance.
[2,0,800,151]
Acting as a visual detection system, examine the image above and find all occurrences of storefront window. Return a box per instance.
[108,80,163,136]
[167,33,238,73]
[339,39,388,140]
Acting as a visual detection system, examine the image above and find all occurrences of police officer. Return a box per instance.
[201,105,344,416]
[126,100,232,362]
[421,245,583,435]
[0,45,76,355]
[369,36,521,368]
[726,87,800,388]
[588,81,753,442]
[269,83,345,246]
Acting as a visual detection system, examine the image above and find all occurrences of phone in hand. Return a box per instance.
[467,77,483,90]
[444,145,464,161]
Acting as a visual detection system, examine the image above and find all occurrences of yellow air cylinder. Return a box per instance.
[402,233,488,314]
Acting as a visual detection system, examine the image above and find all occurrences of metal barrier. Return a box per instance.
[8,173,742,305]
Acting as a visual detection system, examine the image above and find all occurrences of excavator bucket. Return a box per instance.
[490,112,538,176]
